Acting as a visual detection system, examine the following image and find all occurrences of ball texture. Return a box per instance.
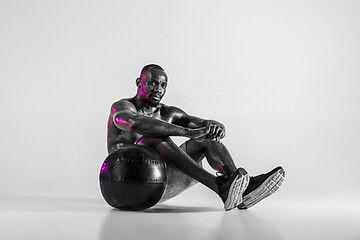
[99,145,167,211]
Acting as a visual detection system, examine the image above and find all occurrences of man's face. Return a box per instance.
[137,69,167,107]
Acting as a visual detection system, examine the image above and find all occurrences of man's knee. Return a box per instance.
[136,136,173,149]
[186,138,218,150]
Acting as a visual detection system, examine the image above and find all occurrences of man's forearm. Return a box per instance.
[177,115,207,129]
[117,115,190,138]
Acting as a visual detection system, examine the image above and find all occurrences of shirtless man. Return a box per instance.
[107,64,285,211]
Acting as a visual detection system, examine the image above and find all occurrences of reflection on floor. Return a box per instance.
[1,192,359,240]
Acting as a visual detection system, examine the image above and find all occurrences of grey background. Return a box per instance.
[1,0,359,203]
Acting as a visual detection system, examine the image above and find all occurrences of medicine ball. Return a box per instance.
[99,145,167,211]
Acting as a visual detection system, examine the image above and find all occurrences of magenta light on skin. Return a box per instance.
[136,137,145,145]
[217,164,227,175]
[115,117,131,128]
[137,81,150,99]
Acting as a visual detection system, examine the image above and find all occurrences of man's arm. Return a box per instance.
[171,106,226,141]
[112,100,207,139]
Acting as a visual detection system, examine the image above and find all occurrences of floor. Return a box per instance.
[1,187,360,240]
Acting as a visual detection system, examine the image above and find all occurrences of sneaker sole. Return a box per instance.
[239,168,285,209]
[224,169,250,211]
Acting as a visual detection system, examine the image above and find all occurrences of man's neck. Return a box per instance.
[134,96,158,115]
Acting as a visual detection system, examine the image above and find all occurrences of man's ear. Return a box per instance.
[136,78,141,88]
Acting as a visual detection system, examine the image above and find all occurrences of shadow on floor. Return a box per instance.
[144,204,222,213]
[98,204,283,240]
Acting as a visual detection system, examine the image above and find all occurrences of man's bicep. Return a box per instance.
[111,101,138,131]
[112,110,137,131]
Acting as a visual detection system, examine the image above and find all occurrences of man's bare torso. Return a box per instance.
[107,97,180,153]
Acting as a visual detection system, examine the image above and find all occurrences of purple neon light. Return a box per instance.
[137,77,150,100]
[115,117,131,128]
[136,137,144,145]
[217,164,226,175]
[101,162,108,173]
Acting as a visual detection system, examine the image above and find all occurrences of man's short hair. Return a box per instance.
[140,64,164,77]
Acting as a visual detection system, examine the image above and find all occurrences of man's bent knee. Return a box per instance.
[136,136,172,148]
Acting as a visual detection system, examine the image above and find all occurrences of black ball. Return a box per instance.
[99,145,167,211]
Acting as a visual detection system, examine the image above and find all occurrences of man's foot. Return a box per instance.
[238,166,285,209]
[216,168,250,211]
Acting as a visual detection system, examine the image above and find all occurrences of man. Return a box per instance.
[107,64,285,211]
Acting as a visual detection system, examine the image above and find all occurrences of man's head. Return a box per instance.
[136,64,168,107]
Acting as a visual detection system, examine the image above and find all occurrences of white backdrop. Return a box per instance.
[1,0,359,202]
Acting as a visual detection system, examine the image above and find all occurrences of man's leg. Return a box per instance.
[137,137,219,193]
[137,137,250,210]
[189,139,286,209]
[160,138,243,202]
[159,161,201,203]
[192,139,238,177]
[159,140,204,203]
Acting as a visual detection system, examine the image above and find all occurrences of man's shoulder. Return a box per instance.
[111,97,136,112]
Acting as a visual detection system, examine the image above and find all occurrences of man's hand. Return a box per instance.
[205,120,226,142]
[188,120,225,142]
[187,127,209,141]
